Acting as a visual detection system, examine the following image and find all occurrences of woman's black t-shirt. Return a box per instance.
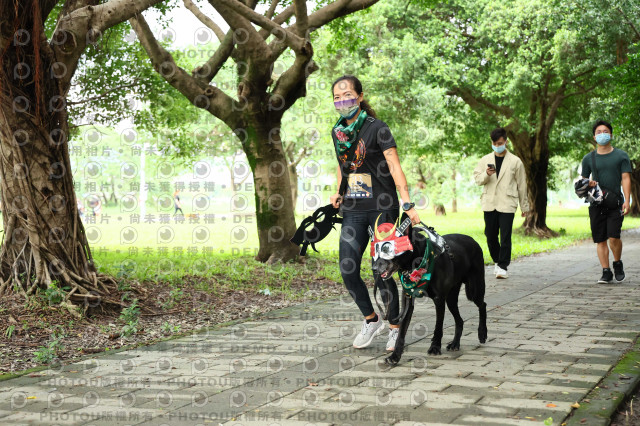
[332,116,400,212]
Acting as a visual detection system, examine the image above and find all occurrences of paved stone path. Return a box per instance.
[2,228,640,425]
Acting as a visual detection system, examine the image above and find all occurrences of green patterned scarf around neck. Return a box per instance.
[333,110,368,154]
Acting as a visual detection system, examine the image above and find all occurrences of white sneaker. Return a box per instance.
[386,328,399,351]
[353,316,384,348]
[493,264,499,274]
[496,266,509,279]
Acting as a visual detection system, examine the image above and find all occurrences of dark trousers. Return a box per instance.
[483,210,515,270]
[339,209,400,325]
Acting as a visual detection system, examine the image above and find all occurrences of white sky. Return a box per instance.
[142,1,317,48]
[144,1,229,48]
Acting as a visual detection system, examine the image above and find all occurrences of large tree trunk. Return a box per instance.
[629,166,640,217]
[0,3,117,308]
[451,167,457,213]
[244,121,299,264]
[510,132,557,238]
[288,163,298,215]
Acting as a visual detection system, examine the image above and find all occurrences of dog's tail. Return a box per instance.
[463,243,486,304]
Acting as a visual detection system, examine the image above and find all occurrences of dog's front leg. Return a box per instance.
[428,297,446,355]
[385,294,414,366]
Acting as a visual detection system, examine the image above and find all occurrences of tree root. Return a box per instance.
[523,225,558,239]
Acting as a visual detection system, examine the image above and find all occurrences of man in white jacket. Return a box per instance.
[473,128,530,278]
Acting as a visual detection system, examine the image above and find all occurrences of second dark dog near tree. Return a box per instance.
[371,214,488,365]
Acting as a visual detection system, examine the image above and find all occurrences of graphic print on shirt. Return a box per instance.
[346,173,373,198]
[338,139,366,171]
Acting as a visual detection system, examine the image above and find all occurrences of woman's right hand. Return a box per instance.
[330,193,343,208]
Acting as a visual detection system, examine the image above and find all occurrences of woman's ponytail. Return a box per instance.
[359,99,377,118]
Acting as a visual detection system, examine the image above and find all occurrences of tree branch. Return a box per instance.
[307,0,378,30]
[67,81,142,106]
[567,67,596,83]
[209,0,307,54]
[292,145,309,168]
[265,0,280,19]
[273,55,318,113]
[268,0,378,61]
[258,4,295,39]
[206,0,277,88]
[193,32,236,83]
[563,80,603,100]
[183,0,226,41]
[207,0,270,57]
[617,7,640,41]
[446,87,514,119]
[293,0,308,37]
[57,0,91,20]
[129,13,238,128]
[51,0,166,95]
[193,0,288,83]
[544,87,565,131]
[283,140,295,162]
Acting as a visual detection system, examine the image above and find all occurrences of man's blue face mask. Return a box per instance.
[595,133,611,146]
[492,144,506,154]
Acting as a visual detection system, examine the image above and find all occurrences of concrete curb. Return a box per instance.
[564,337,640,426]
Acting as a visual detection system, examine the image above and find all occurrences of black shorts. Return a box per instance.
[589,204,624,243]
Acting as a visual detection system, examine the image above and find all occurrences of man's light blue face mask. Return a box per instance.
[595,133,611,145]
[492,143,506,154]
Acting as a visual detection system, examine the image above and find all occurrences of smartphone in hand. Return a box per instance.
[487,164,495,170]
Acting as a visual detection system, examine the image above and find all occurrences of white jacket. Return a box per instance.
[473,151,530,213]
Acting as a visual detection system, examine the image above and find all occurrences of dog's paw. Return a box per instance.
[478,326,487,344]
[384,354,400,366]
[427,345,441,355]
[446,340,460,351]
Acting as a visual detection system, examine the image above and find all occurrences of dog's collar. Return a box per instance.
[400,237,437,297]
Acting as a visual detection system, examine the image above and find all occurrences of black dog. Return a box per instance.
[370,216,488,365]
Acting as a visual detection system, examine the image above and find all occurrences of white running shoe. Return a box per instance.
[496,266,509,279]
[493,264,499,274]
[353,316,384,348]
[386,328,400,351]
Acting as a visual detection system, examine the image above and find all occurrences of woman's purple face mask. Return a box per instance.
[333,97,359,109]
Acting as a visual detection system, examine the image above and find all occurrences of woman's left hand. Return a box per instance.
[407,208,420,225]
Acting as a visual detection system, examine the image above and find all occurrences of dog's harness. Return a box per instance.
[399,223,448,298]
[373,220,449,323]
[399,237,436,298]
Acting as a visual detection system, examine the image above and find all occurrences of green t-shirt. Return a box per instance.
[581,148,632,197]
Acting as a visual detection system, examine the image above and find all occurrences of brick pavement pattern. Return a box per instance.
[1,228,639,425]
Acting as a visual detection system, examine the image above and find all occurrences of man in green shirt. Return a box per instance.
[580,120,632,284]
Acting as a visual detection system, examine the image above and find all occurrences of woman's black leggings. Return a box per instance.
[339,209,400,325]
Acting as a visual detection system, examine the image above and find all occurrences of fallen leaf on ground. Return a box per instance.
[546,403,557,407]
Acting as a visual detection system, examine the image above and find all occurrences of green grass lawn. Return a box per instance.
[89,206,640,294]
